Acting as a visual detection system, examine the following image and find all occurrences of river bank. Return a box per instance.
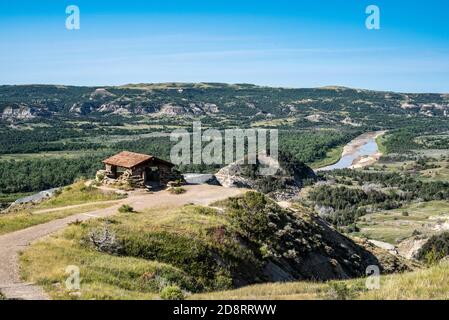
[316,131,386,171]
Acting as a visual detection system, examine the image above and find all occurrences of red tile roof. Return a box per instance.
[103,151,173,169]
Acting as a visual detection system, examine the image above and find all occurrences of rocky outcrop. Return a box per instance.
[90,88,116,99]
[1,106,36,120]
[97,103,131,115]
[158,104,191,116]
[354,238,417,273]
[397,237,431,260]
[157,102,219,117]
[70,102,97,114]
[218,192,410,284]
[183,174,220,185]
[215,154,316,201]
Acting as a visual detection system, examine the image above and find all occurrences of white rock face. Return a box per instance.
[183,174,219,185]
[368,240,398,255]
[69,103,96,114]
[97,103,131,114]
[305,114,323,123]
[90,88,116,99]
[400,102,419,109]
[215,161,254,188]
[202,103,219,113]
[1,106,35,120]
[397,238,429,260]
[159,104,190,116]
[341,117,362,127]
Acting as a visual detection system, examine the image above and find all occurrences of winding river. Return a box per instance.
[316,131,385,172]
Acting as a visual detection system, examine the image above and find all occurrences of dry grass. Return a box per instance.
[358,262,449,300]
[0,181,125,235]
[20,233,188,300]
[0,202,115,235]
[19,205,227,299]
[37,180,125,209]
[192,262,449,300]
[19,197,449,300]
[192,281,327,300]
[112,205,227,246]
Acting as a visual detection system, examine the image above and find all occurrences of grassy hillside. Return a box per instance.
[355,201,449,244]
[0,181,125,235]
[20,192,402,300]
[193,262,449,300]
[36,180,125,208]
[20,203,254,299]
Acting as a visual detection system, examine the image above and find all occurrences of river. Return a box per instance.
[316,131,385,172]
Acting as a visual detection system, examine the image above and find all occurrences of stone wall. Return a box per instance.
[101,162,183,189]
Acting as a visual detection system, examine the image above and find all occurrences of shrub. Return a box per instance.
[345,224,360,233]
[160,285,185,300]
[80,185,94,193]
[119,231,218,290]
[118,204,134,213]
[402,211,410,217]
[169,187,186,195]
[96,171,105,181]
[325,282,357,300]
[417,232,449,265]
[169,179,184,187]
[86,225,123,255]
[68,219,83,226]
[213,270,233,290]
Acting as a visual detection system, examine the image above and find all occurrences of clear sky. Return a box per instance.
[0,0,448,92]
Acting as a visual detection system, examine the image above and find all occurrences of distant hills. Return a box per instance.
[1,84,448,126]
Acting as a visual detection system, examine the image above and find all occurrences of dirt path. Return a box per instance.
[32,200,123,214]
[0,185,245,300]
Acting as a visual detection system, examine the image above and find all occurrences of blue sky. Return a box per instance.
[0,0,448,92]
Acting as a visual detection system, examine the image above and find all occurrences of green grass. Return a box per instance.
[355,201,449,244]
[418,162,449,182]
[37,180,125,209]
[0,202,116,235]
[0,192,35,207]
[0,181,126,235]
[20,229,196,300]
[19,204,253,299]
[0,151,88,162]
[169,187,186,195]
[118,204,134,213]
[376,135,387,155]
[19,192,449,300]
[309,146,344,169]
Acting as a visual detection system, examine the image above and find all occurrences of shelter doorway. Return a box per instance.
[145,167,160,187]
